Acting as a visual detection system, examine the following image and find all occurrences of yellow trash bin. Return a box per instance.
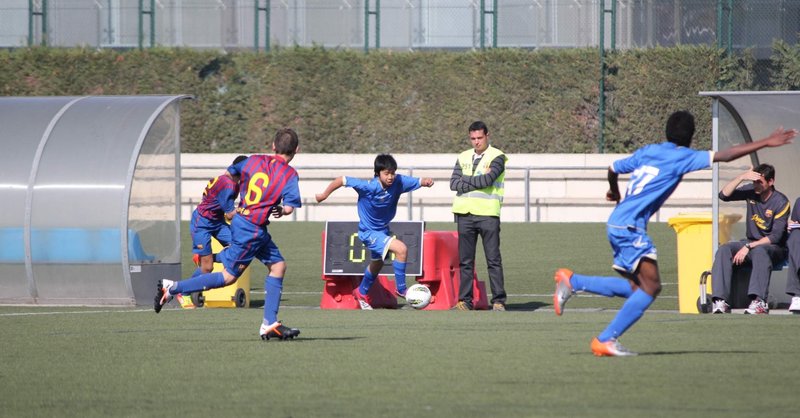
[197,236,251,308]
[667,212,741,314]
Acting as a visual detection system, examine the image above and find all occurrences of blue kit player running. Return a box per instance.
[155,128,303,341]
[315,154,434,309]
[190,155,247,276]
[553,111,796,357]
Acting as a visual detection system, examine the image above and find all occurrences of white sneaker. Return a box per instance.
[788,296,800,313]
[744,298,769,315]
[712,299,731,314]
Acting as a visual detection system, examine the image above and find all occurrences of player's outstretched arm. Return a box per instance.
[315,176,344,203]
[714,127,797,163]
[420,178,434,187]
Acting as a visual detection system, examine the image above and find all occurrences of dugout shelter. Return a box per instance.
[0,95,190,306]
[703,91,800,306]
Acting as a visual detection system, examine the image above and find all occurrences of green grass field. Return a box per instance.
[1,222,797,418]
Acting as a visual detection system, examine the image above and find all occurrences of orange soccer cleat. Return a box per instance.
[591,337,638,357]
[553,268,575,316]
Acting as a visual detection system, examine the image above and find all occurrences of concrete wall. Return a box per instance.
[180,153,713,223]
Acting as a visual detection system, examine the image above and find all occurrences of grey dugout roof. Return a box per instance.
[700,91,800,247]
[0,95,190,305]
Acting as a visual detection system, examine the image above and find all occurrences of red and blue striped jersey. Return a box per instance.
[230,155,301,226]
[196,173,239,222]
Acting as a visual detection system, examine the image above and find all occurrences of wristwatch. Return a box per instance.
[745,243,752,249]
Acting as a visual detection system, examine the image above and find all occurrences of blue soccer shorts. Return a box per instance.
[607,224,657,274]
[190,210,233,256]
[358,229,394,261]
[218,215,285,278]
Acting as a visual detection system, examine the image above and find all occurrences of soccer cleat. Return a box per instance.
[789,296,800,313]
[175,293,195,309]
[353,289,373,310]
[492,302,506,311]
[553,268,575,316]
[260,321,300,341]
[154,279,175,313]
[591,337,638,357]
[712,299,731,314]
[395,289,406,299]
[192,254,200,267]
[744,298,769,315]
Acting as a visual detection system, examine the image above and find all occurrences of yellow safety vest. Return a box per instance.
[451,145,507,217]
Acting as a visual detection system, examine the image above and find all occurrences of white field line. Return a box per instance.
[0,308,152,317]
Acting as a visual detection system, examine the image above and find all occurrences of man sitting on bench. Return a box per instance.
[710,164,789,314]
[783,197,800,313]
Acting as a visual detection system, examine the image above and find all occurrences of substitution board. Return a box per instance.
[323,221,424,276]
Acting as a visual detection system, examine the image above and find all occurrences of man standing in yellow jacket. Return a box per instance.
[450,121,508,311]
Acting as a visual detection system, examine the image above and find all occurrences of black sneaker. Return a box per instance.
[451,301,472,310]
[260,321,300,340]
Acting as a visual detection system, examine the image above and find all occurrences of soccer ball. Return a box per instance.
[405,284,432,309]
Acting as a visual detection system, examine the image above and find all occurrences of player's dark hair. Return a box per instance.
[754,163,776,182]
[273,128,299,156]
[232,155,248,165]
[665,111,695,147]
[469,120,489,134]
[374,154,397,177]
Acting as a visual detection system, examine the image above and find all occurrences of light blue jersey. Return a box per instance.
[345,174,421,233]
[609,142,712,231]
[608,142,712,273]
[345,174,422,261]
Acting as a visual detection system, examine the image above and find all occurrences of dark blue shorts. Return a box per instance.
[218,215,284,277]
[190,210,232,256]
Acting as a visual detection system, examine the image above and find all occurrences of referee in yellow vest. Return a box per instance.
[450,121,508,311]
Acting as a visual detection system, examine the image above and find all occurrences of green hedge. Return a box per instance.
[1,45,793,154]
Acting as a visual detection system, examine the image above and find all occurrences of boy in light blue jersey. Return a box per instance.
[553,111,796,357]
[316,154,434,309]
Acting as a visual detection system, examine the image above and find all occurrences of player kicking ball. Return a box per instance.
[553,111,796,356]
[315,154,434,309]
[155,128,302,341]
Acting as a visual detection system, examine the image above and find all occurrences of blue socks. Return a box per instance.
[171,272,225,295]
[263,276,283,325]
[359,267,376,295]
[393,260,407,294]
[191,267,202,278]
[570,273,634,298]
[597,289,654,342]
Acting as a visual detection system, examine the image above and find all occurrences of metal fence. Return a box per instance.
[182,163,712,223]
[3,1,799,56]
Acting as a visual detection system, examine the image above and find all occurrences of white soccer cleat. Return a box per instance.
[789,296,800,314]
